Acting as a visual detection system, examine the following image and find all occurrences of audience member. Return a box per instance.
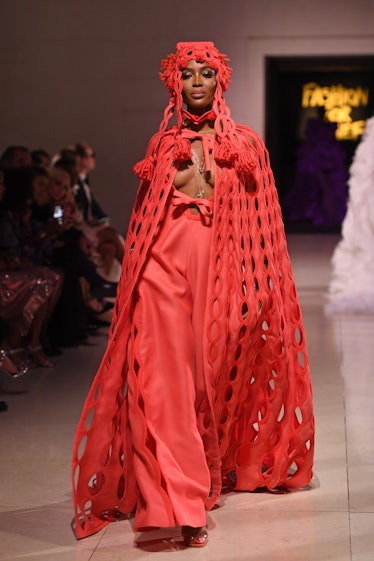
[48,167,78,229]
[40,168,115,345]
[0,140,119,357]
[68,141,109,225]
[30,166,54,223]
[1,313,29,414]
[0,168,62,366]
[0,315,28,378]
[0,146,32,169]
[52,148,123,281]
[53,149,79,188]
[31,149,50,169]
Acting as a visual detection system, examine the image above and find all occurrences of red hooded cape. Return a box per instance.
[72,123,314,539]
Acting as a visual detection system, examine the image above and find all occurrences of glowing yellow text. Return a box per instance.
[302,82,369,140]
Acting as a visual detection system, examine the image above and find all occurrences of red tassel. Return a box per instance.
[173,137,192,162]
[235,150,257,174]
[133,157,155,181]
[215,140,236,167]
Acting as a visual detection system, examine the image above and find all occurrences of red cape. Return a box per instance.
[72,124,314,538]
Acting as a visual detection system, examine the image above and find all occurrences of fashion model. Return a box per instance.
[72,41,314,548]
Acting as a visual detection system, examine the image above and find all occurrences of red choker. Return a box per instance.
[182,108,216,126]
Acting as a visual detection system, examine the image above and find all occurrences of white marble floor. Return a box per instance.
[1,234,373,561]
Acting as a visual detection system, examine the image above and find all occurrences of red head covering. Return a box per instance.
[160,41,232,94]
[134,41,257,180]
[158,41,235,136]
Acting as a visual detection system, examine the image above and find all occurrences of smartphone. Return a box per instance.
[53,204,64,225]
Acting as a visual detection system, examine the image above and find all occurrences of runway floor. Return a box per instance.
[1,233,373,561]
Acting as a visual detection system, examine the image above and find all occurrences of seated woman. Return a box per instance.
[0,176,28,378]
[30,166,54,223]
[30,148,50,169]
[43,168,114,341]
[0,168,62,367]
[52,150,124,282]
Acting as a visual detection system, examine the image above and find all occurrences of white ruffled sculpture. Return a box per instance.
[326,116,374,314]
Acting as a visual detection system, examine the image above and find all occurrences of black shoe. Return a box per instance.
[0,401,8,412]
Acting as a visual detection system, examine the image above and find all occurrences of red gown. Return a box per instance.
[72,123,314,539]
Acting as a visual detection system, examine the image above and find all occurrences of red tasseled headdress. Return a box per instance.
[158,41,233,134]
[135,41,257,176]
[160,41,232,94]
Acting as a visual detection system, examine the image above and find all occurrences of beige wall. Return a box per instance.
[1,0,374,232]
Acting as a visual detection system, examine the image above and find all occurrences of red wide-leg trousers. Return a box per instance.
[128,189,214,530]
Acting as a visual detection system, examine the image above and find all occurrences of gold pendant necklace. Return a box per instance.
[191,150,206,198]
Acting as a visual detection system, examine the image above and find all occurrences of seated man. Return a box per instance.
[0,146,32,169]
[68,141,109,225]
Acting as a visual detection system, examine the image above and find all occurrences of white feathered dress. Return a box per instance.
[326,116,374,313]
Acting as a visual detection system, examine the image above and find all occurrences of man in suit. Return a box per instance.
[68,141,124,289]
[70,141,109,225]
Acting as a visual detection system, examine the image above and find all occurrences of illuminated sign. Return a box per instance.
[302,82,369,140]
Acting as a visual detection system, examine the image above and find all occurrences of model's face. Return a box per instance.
[181,60,217,113]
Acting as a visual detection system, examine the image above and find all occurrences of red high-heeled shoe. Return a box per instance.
[181,526,208,548]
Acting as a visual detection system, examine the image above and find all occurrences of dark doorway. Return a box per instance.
[266,55,374,232]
